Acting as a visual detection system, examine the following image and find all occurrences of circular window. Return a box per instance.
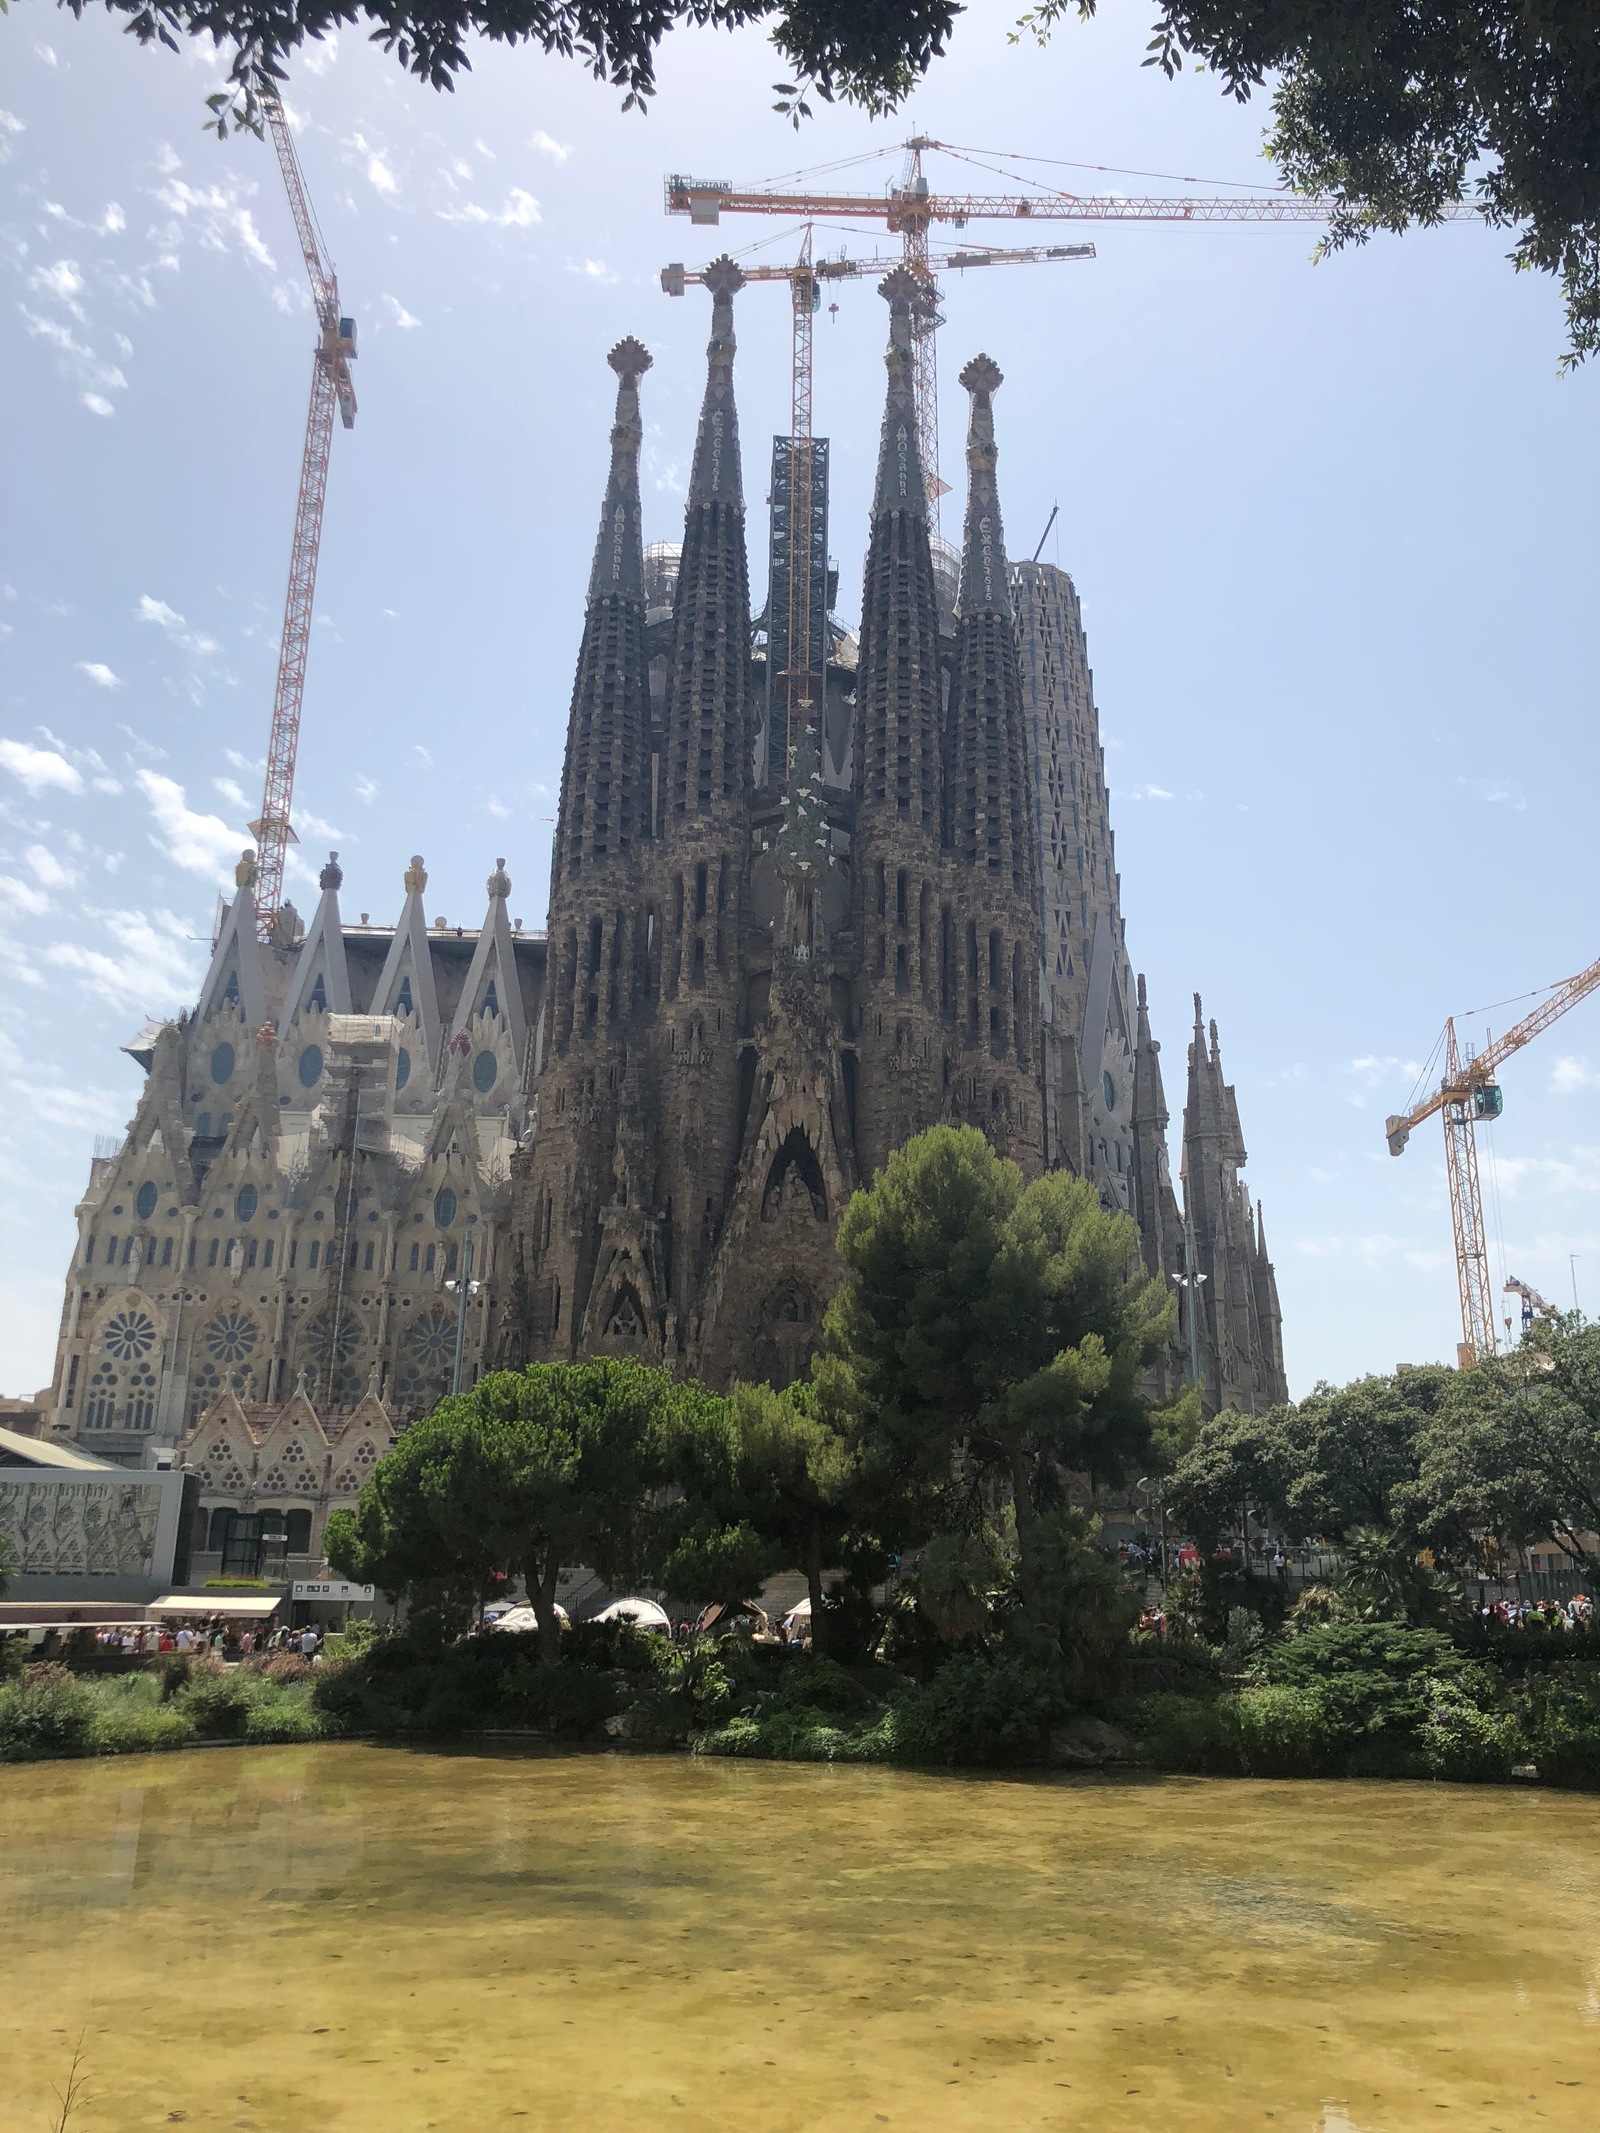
[298,1044,324,1089]
[472,1049,498,1095]
[103,1310,157,1362]
[409,1310,454,1367]
[1102,1070,1117,1114]
[433,1188,457,1228]
[210,1042,236,1086]
[395,1047,411,1092]
[135,1182,158,1221]
[204,1311,258,1366]
[235,1184,258,1223]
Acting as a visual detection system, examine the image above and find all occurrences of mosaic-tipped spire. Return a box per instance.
[552,339,656,885]
[872,268,928,519]
[688,256,744,509]
[957,355,1010,619]
[946,355,1033,896]
[587,337,651,603]
[854,268,943,836]
[662,258,750,830]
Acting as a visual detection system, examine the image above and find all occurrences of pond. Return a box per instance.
[2,1747,1597,2131]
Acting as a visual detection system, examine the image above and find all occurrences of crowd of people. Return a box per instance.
[1476,1595,1593,1630]
[12,1619,330,1665]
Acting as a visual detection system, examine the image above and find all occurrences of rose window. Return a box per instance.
[103,1311,157,1362]
[304,1313,361,1365]
[204,1312,259,1367]
[408,1312,454,1368]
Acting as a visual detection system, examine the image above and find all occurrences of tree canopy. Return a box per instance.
[823,1123,1171,1633]
[60,0,1600,363]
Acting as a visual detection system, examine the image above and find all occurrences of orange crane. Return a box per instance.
[666,135,1481,518]
[1385,954,1600,1363]
[664,229,1094,776]
[251,93,357,942]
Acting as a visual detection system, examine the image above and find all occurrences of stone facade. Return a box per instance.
[39,268,1287,1484]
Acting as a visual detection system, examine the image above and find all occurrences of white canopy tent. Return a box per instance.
[593,1597,671,1633]
[490,1603,570,1635]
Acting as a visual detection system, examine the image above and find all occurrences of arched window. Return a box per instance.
[395,1047,411,1091]
[434,1187,457,1228]
[135,1181,158,1220]
[235,1183,258,1222]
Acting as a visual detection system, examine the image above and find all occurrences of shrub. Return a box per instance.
[0,1665,97,1761]
[1125,1691,1242,1774]
[93,1697,196,1756]
[1521,1662,1600,1789]
[243,1652,313,1685]
[889,1652,1067,1767]
[1232,1684,1340,1776]
[178,1669,264,1739]
[1418,1696,1519,1784]
[245,1691,326,1743]
[499,1656,623,1735]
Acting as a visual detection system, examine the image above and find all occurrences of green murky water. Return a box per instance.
[2,1747,1598,2132]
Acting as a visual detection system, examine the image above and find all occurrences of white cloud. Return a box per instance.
[530,131,571,162]
[149,178,277,274]
[30,259,84,305]
[383,293,420,330]
[1127,783,1173,801]
[46,905,200,1014]
[136,593,219,658]
[300,32,340,75]
[81,393,115,418]
[412,745,434,768]
[354,775,379,804]
[75,661,123,689]
[1460,775,1527,812]
[135,768,244,881]
[576,257,617,283]
[213,776,250,811]
[1552,1056,1599,1095]
[367,154,398,198]
[442,188,541,229]
[1348,1054,1423,1088]
[1295,1232,1446,1273]
[488,797,511,819]
[25,844,74,890]
[0,874,52,919]
[35,43,58,67]
[0,110,23,169]
[99,203,126,235]
[1490,1147,1600,1199]
[0,739,83,795]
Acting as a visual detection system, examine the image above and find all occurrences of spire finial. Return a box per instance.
[487,857,511,900]
[588,338,651,602]
[688,257,744,509]
[404,854,428,894]
[235,849,259,890]
[871,269,927,519]
[319,850,343,892]
[956,355,1010,616]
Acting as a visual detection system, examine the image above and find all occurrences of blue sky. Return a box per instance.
[3,0,1597,1399]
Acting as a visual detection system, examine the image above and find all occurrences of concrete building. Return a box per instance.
[36,266,1285,1530]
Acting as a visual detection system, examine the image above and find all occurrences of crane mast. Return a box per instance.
[1386,951,1600,1363]
[252,94,356,943]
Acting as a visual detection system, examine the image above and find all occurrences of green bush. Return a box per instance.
[1522,1662,1600,1789]
[1232,1684,1340,1776]
[245,1690,326,1743]
[0,1664,97,1761]
[93,1696,196,1756]
[178,1668,264,1739]
[1418,1696,1519,1783]
[1125,1691,1242,1774]
[890,1653,1067,1767]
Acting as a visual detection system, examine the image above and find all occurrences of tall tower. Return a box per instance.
[941,358,1044,1174]
[1010,561,1136,1197]
[652,259,754,1346]
[525,337,657,1355]
[851,269,949,1177]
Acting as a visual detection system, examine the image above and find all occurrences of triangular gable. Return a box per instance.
[452,867,526,1062]
[283,881,353,1024]
[372,877,443,1074]
[196,883,268,1030]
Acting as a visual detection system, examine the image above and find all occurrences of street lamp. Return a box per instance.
[1169,1217,1208,1385]
[443,1235,483,1397]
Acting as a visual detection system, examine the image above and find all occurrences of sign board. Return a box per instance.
[291,1579,375,1603]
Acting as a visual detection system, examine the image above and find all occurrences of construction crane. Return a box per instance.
[1385,953,1600,1364]
[666,135,1481,518]
[663,229,1094,777]
[251,93,357,943]
[1505,1274,1559,1335]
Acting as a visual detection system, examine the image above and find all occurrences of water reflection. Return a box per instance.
[2,1749,1596,2131]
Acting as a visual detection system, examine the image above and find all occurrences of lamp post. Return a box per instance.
[444,1236,482,1397]
[1169,1218,1208,1385]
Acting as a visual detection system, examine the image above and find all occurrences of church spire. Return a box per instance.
[552,338,654,887]
[947,356,1034,899]
[855,268,943,834]
[662,258,750,830]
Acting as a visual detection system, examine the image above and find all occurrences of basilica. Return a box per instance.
[33,260,1284,1582]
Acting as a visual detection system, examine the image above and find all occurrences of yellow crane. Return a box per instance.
[1385,954,1600,1363]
